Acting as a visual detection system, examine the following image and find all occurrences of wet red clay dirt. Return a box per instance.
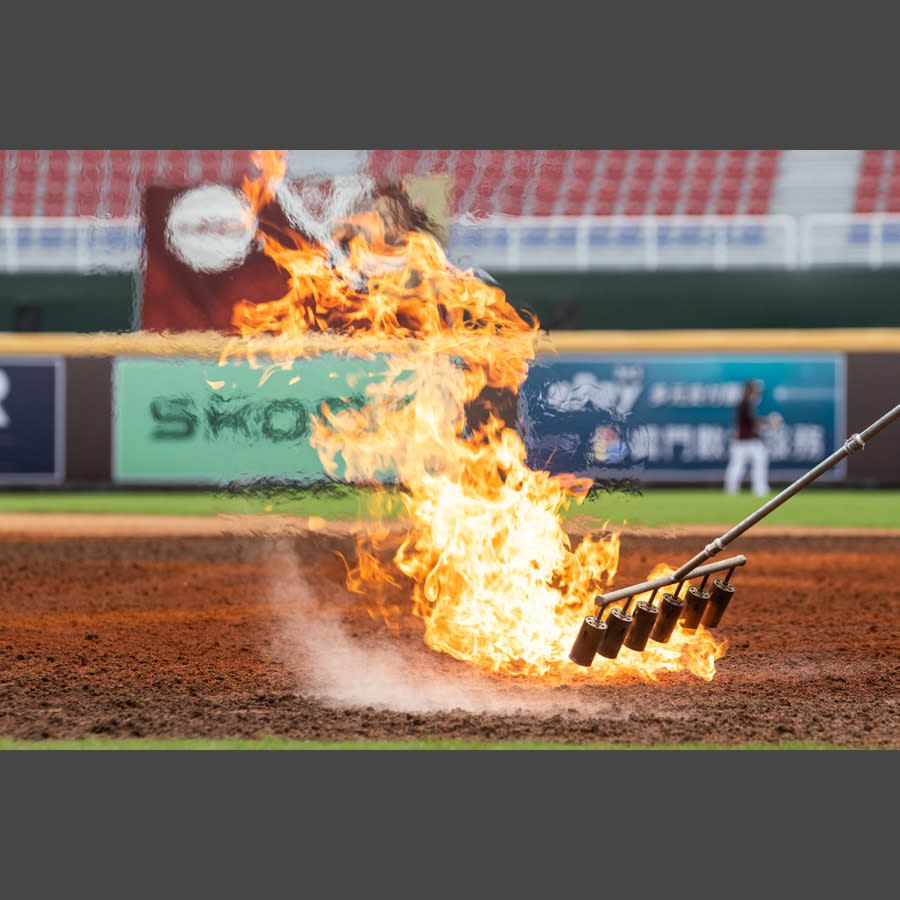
[0,520,897,747]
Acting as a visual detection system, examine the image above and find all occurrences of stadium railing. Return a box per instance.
[4,213,900,274]
[449,215,797,271]
[801,213,900,268]
[0,217,141,273]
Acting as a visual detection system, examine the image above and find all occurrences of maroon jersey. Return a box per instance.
[736,398,759,440]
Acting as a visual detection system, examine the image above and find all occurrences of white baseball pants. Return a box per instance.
[724,439,770,496]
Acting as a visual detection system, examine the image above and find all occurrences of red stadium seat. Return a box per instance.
[632,156,658,179]
[10,149,748,222]
[106,178,132,217]
[715,193,740,216]
[426,150,452,174]
[851,151,900,214]
[856,174,880,198]
[75,177,103,217]
[597,180,621,207]
[753,155,779,179]
[746,195,770,216]
[535,179,560,204]
[723,156,748,181]
[228,150,252,180]
[624,198,648,216]
[626,183,650,206]
[691,156,718,179]
[495,183,526,215]
[162,151,191,185]
[197,150,223,182]
[138,150,162,182]
[0,149,801,225]
[718,178,742,200]
[367,149,393,179]
[591,195,617,216]
[562,183,589,216]
[749,182,773,207]
[685,196,709,216]
[653,195,678,216]
[572,151,601,179]
[656,178,681,203]
[854,193,878,214]
[40,152,70,216]
[481,158,506,183]
[0,150,267,220]
[532,197,558,216]
[662,154,688,179]
[686,178,712,203]
[603,155,627,179]
[861,151,886,177]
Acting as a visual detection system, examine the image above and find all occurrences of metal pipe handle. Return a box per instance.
[595,555,747,609]
[671,402,900,581]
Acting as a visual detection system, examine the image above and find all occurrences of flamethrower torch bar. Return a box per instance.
[570,401,900,668]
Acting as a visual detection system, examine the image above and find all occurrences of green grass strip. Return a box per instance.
[0,488,897,529]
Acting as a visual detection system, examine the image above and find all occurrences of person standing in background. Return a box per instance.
[724,379,782,496]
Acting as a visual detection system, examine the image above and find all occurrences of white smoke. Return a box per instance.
[262,536,622,718]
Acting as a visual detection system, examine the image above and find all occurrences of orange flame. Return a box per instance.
[242,150,286,210]
[226,150,726,682]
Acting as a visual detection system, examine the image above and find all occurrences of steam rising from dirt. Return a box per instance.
[262,537,619,718]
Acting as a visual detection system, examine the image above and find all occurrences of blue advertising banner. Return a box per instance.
[0,357,65,483]
[521,354,845,483]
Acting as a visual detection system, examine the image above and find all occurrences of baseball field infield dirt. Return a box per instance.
[0,515,897,747]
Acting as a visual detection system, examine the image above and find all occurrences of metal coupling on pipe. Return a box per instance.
[705,539,726,557]
[843,434,865,454]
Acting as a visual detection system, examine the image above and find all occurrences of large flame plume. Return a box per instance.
[224,150,726,682]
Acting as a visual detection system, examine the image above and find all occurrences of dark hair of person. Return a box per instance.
[371,180,442,241]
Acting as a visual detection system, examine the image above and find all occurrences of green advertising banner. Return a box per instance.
[113,356,388,484]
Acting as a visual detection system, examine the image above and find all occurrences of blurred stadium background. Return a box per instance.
[0,149,897,509]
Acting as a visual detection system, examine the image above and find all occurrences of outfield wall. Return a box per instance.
[1,331,898,488]
[3,269,900,333]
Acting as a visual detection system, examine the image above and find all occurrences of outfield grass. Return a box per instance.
[0,488,897,529]
[577,488,900,529]
[0,737,848,751]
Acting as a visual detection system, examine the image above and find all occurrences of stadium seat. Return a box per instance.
[0,150,789,223]
[857,174,880,198]
[854,193,878,214]
[572,151,601,180]
[723,155,748,181]
[692,155,718,179]
[849,151,900,214]
[662,155,688,180]
[746,195,770,216]
[861,150,886,177]
[39,152,70,216]
[11,152,39,216]
[654,195,678,216]
[715,193,740,216]
[0,150,265,219]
